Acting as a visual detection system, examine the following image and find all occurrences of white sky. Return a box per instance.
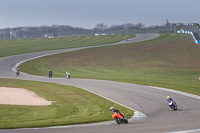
[0,0,199,29]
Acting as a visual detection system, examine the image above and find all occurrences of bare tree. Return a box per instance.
[94,23,108,33]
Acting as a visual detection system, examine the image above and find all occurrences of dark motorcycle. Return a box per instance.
[48,73,52,78]
[16,70,20,76]
[48,70,53,78]
[168,101,177,111]
[112,112,128,124]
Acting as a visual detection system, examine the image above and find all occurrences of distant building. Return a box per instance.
[161,19,200,27]
[168,22,199,27]
[169,23,184,26]
[161,19,169,27]
[185,23,199,26]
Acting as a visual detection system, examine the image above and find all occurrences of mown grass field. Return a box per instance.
[0,34,135,58]
[0,78,133,129]
[20,33,200,95]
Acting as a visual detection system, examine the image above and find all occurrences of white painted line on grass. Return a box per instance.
[149,86,200,100]
[165,129,200,133]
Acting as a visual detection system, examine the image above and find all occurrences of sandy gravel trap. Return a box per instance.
[0,87,52,106]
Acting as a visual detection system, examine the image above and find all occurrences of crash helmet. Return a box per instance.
[110,107,114,111]
[167,96,170,100]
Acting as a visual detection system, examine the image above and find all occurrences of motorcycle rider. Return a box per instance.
[66,71,70,79]
[167,96,174,108]
[16,68,20,76]
[49,69,53,78]
[110,107,124,118]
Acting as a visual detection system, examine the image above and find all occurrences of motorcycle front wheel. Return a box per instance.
[115,117,121,124]
[124,118,128,124]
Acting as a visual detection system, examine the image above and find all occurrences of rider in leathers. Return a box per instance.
[166,96,174,108]
[110,107,124,118]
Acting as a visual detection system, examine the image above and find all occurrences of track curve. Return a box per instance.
[0,33,200,133]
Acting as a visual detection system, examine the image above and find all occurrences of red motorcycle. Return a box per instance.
[112,112,128,124]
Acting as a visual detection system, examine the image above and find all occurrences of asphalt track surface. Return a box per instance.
[0,33,200,133]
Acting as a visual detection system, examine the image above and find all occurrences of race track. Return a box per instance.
[0,33,200,133]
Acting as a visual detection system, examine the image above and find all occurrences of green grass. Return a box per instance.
[20,33,200,95]
[0,78,133,129]
[0,34,135,58]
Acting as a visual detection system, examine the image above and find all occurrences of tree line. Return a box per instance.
[0,23,145,40]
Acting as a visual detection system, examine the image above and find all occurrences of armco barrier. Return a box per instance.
[95,34,111,36]
[177,30,200,44]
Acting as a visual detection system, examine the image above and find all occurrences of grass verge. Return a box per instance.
[0,34,135,58]
[20,33,200,95]
[0,78,133,129]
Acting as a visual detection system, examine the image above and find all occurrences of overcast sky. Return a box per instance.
[0,0,199,29]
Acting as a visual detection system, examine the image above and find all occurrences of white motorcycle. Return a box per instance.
[168,101,177,111]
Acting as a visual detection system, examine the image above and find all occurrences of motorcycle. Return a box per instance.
[168,101,177,111]
[112,112,128,124]
[16,70,20,76]
[48,73,52,78]
[48,71,52,78]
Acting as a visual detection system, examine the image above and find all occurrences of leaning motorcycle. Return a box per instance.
[112,112,128,124]
[168,101,177,111]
